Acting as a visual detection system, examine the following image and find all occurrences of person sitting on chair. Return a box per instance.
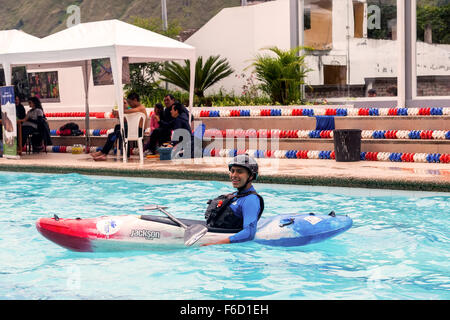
[15,96,26,120]
[144,95,189,155]
[150,103,164,133]
[91,92,147,161]
[21,97,45,151]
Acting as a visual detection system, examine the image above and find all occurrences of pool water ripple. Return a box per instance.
[0,172,449,299]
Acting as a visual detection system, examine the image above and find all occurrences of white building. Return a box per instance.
[185,0,450,98]
[3,0,448,112]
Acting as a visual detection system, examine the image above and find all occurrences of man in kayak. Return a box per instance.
[202,154,264,246]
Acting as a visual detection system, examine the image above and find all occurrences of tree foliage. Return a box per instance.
[367,0,450,44]
[248,46,312,105]
[124,17,183,104]
[159,55,234,98]
[416,3,450,44]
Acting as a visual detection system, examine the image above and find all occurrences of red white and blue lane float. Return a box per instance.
[44,107,450,119]
[36,208,353,252]
[43,107,450,163]
[42,144,450,164]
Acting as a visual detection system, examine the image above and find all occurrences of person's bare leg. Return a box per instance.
[93,153,107,161]
[90,150,103,157]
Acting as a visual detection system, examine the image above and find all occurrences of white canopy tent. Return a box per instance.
[0,29,42,85]
[1,20,196,162]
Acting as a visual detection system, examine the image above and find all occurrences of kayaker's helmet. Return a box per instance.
[228,154,259,181]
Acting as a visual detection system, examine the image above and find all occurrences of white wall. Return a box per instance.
[185,0,290,95]
[416,42,450,77]
[28,66,116,113]
[185,0,449,92]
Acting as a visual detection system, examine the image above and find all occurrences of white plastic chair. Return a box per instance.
[124,113,146,164]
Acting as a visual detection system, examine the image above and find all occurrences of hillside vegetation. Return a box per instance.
[0,0,240,38]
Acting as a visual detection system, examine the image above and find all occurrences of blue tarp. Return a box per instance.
[315,116,335,130]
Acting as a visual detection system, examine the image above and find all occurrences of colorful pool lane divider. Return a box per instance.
[40,145,450,163]
[203,129,450,140]
[46,112,116,119]
[49,128,450,140]
[49,128,450,142]
[194,107,450,117]
[50,129,113,136]
[44,107,450,119]
[201,149,450,163]
[50,128,152,137]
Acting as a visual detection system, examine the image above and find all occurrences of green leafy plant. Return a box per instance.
[248,46,312,105]
[130,16,182,39]
[124,16,182,104]
[159,55,234,99]
[416,3,450,44]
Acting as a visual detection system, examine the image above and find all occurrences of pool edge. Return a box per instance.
[0,163,449,193]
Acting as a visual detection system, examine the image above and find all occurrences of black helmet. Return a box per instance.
[228,154,259,180]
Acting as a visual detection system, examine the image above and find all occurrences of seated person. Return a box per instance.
[164,104,203,159]
[144,95,189,155]
[91,92,147,161]
[150,103,164,133]
[143,103,163,152]
[21,97,46,150]
[15,96,26,120]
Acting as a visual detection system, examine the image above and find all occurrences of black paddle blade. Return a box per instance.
[184,224,208,246]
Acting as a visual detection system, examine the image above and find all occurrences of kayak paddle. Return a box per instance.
[143,205,208,246]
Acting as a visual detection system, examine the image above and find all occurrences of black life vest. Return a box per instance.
[204,191,264,230]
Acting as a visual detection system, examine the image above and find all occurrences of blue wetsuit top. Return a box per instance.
[228,186,261,243]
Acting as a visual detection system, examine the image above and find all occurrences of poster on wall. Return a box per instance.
[12,67,31,100]
[27,71,60,103]
[1,86,19,159]
[0,67,31,100]
[92,58,114,86]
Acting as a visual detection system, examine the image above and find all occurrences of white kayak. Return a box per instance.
[36,211,352,252]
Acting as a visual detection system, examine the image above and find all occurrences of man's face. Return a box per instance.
[163,96,175,108]
[229,165,251,189]
[170,106,179,118]
[127,98,138,107]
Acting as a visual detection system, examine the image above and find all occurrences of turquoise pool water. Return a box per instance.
[0,172,449,300]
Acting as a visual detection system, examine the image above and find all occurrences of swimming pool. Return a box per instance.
[0,171,448,299]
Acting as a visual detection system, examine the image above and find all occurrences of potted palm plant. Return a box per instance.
[159,55,234,104]
[248,46,313,105]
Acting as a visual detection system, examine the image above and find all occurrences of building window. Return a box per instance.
[304,7,311,30]
[324,65,347,85]
[367,0,397,40]
[416,1,450,97]
[304,0,333,51]
[353,1,365,38]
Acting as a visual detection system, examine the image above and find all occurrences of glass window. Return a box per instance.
[303,0,398,101]
[416,0,450,97]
